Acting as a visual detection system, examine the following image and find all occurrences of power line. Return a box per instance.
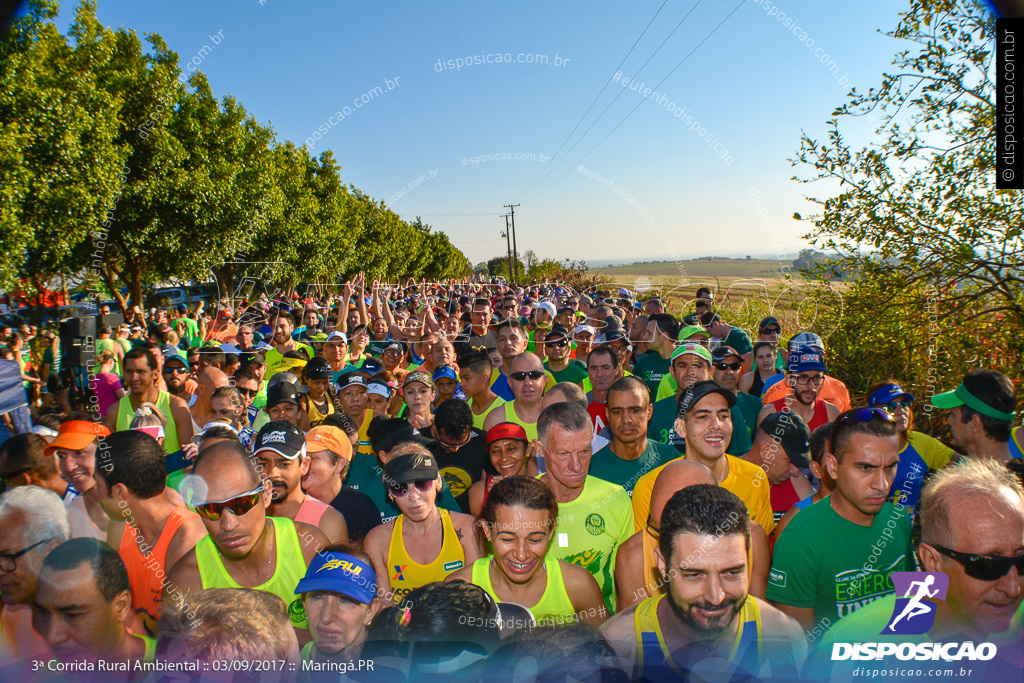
[518,0,671,199]
[524,0,745,202]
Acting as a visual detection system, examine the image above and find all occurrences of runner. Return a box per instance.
[266,311,314,370]
[454,298,497,356]
[301,357,336,426]
[189,365,229,432]
[631,314,680,396]
[713,345,763,440]
[775,424,835,539]
[768,407,913,632]
[584,345,620,437]
[458,349,505,430]
[323,331,358,383]
[33,538,156,667]
[536,402,633,612]
[294,546,381,669]
[253,422,349,544]
[46,416,112,540]
[301,424,381,544]
[426,399,488,510]
[94,430,207,636]
[703,313,754,373]
[106,348,192,452]
[739,341,781,398]
[490,320,530,401]
[482,352,548,442]
[363,449,482,604]
[432,366,460,406]
[865,381,955,514]
[542,324,587,385]
[572,323,597,364]
[739,412,813,524]
[761,333,852,410]
[931,368,1018,464]
[401,370,436,430]
[466,422,532,517]
[161,348,194,406]
[590,376,677,496]
[447,475,607,626]
[601,485,803,679]
[756,345,840,432]
[166,441,328,638]
[0,433,76,501]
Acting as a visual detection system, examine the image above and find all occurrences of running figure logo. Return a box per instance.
[883,572,949,635]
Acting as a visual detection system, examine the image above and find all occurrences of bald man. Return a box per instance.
[190,366,229,434]
[614,460,771,610]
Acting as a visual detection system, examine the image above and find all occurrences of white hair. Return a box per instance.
[0,485,70,545]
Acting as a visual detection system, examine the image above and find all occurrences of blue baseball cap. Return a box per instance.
[868,383,915,406]
[433,366,459,383]
[161,346,189,370]
[787,345,826,374]
[294,552,376,604]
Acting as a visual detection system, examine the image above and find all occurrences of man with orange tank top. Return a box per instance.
[93,431,207,635]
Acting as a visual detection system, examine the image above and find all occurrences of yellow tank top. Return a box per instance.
[641,528,663,602]
[194,517,308,629]
[116,391,181,454]
[306,394,335,425]
[501,401,538,442]
[470,396,506,431]
[471,557,576,626]
[633,594,763,679]
[387,509,465,603]
[356,409,374,457]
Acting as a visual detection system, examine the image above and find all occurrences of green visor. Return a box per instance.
[930,383,1015,421]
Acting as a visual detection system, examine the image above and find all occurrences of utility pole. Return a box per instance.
[499,214,513,284]
[504,203,521,283]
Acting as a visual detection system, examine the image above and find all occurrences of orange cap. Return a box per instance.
[44,420,111,457]
[305,425,352,461]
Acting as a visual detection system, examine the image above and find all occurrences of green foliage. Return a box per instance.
[0,0,469,308]
[792,0,1023,421]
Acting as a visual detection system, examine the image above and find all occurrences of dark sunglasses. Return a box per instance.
[0,466,31,486]
[760,327,781,335]
[510,370,546,382]
[163,366,188,374]
[714,362,742,371]
[836,407,893,429]
[388,480,435,497]
[236,387,258,398]
[193,485,264,521]
[933,545,1024,581]
[546,340,568,348]
[879,400,912,413]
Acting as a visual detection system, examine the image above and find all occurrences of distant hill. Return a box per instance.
[595,258,790,284]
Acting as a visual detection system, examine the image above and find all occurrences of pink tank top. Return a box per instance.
[294,495,329,527]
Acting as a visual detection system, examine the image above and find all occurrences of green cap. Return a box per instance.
[678,325,707,341]
[670,343,712,365]
[931,383,1015,421]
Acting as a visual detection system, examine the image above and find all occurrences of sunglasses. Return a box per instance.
[761,327,781,335]
[835,406,893,429]
[163,366,188,374]
[388,480,435,497]
[714,362,742,371]
[546,340,568,348]
[510,370,546,382]
[193,484,264,521]
[236,387,258,398]
[880,400,913,413]
[933,545,1024,581]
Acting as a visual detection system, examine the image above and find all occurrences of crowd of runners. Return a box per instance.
[0,278,1021,682]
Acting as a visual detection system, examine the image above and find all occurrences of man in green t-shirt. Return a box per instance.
[538,402,634,614]
[713,345,763,440]
[631,313,679,397]
[767,408,913,634]
[647,344,751,456]
[543,324,588,385]
[705,313,754,374]
[590,376,677,496]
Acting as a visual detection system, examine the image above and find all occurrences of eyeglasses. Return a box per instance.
[510,370,546,382]
[163,366,188,374]
[714,362,742,371]
[0,467,31,486]
[932,545,1024,581]
[388,480,435,497]
[0,539,50,572]
[835,407,893,430]
[192,484,264,521]
[880,400,913,414]
[546,340,568,348]
[791,373,824,386]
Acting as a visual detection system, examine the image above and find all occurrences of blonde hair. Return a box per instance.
[129,402,167,429]
[919,457,1024,547]
[163,330,180,346]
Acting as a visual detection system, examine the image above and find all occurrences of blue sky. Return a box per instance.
[55,0,906,266]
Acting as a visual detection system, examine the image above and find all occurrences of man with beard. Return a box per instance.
[266,310,314,371]
[454,297,497,356]
[106,348,193,453]
[757,346,840,433]
[254,422,349,544]
[602,485,803,679]
[161,349,195,407]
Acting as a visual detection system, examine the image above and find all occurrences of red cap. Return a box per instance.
[486,422,528,445]
[44,420,111,456]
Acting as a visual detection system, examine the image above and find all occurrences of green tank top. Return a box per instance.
[501,401,538,442]
[195,517,308,630]
[471,557,576,626]
[95,338,120,376]
[116,391,181,454]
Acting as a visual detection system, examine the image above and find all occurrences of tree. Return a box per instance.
[792,0,1022,424]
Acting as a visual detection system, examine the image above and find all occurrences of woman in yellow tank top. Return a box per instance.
[363,447,482,605]
[447,476,607,626]
[300,357,336,426]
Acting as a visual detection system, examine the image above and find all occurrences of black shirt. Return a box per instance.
[327,486,382,543]
[422,430,492,513]
[454,326,497,355]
